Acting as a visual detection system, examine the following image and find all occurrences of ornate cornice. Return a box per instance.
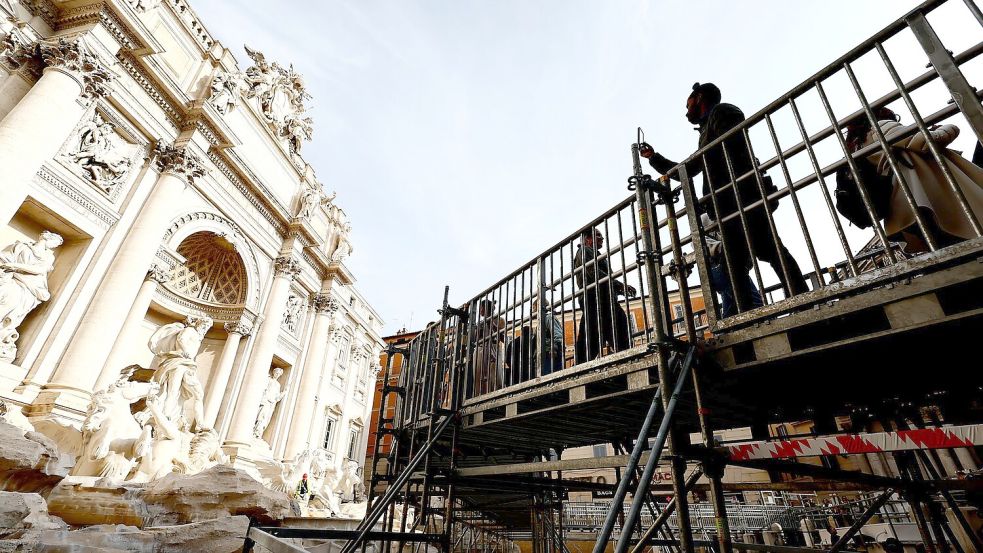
[58,3,141,52]
[165,0,216,52]
[153,142,206,184]
[116,53,183,128]
[206,150,288,236]
[273,256,301,280]
[24,0,58,29]
[36,166,116,228]
[224,321,252,337]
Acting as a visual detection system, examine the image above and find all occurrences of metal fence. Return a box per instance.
[393,0,983,424]
[562,495,914,536]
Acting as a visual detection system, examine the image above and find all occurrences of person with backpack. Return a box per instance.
[640,82,808,314]
[840,107,983,254]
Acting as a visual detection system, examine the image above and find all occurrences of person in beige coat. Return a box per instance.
[855,113,983,253]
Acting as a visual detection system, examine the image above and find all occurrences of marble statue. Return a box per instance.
[335,459,365,503]
[0,231,62,363]
[243,45,312,143]
[282,115,313,154]
[253,367,286,439]
[66,114,132,193]
[297,181,335,220]
[330,235,353,264]
[173,428,227,474]
[126,0,160,12]
[72,365,152,480]
[141,315,212,433]
[273,448,342,517]
[282,293,303,334]
[209,71,241,115]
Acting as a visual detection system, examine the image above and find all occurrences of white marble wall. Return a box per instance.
[0,0,384,487]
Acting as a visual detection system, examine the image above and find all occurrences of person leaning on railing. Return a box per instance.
[844,107,983,254]
[640,82,809,311]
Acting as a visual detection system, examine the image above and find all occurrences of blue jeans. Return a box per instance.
[709,262,763,317]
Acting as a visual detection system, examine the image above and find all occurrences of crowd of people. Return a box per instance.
[465,81,983,397]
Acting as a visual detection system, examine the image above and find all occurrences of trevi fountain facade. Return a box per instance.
[0,0,386,550]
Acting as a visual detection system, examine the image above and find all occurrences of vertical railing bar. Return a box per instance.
[788,95,862,275]
[630,204,653,339]
[616,207,634,344]
[813,79,899,266]
[719,141,770,302]
[763,112,825,281]
[875,40,983,237]
[677,167,719,328]
[909,12,983,145]
[843,61,939,252]
[741,127,803,289]
[603,218,619,354]
[962,0,983,28]
[590,226,604,358]
[536,257,546,379]
[699,152,748,313]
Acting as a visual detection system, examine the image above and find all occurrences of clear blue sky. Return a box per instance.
[193,0,981,333]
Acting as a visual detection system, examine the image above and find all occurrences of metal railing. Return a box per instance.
[562,495,913,536]
[389,0,983,426]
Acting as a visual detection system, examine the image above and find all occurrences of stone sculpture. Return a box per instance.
[65,114,132,193]
[282,114,313,154]
[209,71,241,115]
[281,294,303,334]
[252,367,286,439]
[72,366,152,480]
[0,231,62,363]
[130,315,212,481]
[297,181,335,220]
[141,315,211,433]
[335,459,365,503]
[243,45,312,141]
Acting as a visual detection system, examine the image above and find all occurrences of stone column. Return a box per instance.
[203,321,252,428]
[0,36,114,225]
[44,144,205,406]
[283,293,338,458]
[92,265,170,390]
[224,256,300,446]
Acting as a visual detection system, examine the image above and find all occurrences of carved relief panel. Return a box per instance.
[58,109,143,199]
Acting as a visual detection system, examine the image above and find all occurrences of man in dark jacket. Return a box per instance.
[640,82,808,312]
[573,229,635,363]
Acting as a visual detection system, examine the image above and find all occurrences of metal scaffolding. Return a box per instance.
[245,0,983,551]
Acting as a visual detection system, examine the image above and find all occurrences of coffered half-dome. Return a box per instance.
[167,231,247,306]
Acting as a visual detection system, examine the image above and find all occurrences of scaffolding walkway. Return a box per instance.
[245,0,983,551]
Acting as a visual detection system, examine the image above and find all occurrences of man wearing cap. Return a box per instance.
[640,82,808,312]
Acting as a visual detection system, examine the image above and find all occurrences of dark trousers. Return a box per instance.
[720,212,808,311]
[575,290,631,363]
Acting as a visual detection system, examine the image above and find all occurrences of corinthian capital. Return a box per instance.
[273,256,301,279]
[311,293,338,314]
[224,321,253,337]
[2,35,115,100]
[146,264,170,283]
[153,143,206,184]
[38,37,115,100]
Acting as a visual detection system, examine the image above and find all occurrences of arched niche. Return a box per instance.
[155,212,262,322]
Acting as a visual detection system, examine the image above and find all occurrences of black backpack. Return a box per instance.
[834,157,894,229]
